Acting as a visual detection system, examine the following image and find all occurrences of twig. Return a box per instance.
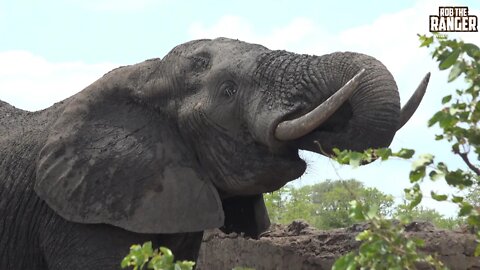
[457,152,480,176]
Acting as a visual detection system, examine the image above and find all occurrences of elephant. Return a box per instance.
[0,37,429,269]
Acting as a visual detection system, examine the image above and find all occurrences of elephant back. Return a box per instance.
[0,99,66,140]
[0,99,21,115]
[0,100,27,139]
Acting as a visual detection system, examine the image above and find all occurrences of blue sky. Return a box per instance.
[0,0,418,63]
[1,0,479,216]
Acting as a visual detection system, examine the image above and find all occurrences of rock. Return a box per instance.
[197,222,480,270]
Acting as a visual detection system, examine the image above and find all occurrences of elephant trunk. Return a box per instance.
[293,52,402,153]
[250,51,411,154]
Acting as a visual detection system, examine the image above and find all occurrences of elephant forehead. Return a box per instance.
[178,38,267,61]
[211,37,267,50]
[210,38,267,57]
[205,43,267,73]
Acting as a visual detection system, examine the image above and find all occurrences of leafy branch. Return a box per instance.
[121,242,195,270]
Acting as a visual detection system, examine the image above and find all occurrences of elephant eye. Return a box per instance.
[221,81,237,98]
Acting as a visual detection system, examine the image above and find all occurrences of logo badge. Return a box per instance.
[430,7,478,32]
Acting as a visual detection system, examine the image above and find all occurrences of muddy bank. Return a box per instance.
[197,221,480,270]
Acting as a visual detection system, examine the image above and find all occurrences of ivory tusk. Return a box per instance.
[397,73,430,130]
[274,69,365,141]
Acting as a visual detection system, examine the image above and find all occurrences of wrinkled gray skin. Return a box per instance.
[0,38,411,269]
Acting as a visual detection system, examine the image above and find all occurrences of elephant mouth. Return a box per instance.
[290,103,354,154]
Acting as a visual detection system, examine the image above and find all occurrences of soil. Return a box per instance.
[197,220,480,270]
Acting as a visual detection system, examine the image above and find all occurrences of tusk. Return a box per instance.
[397,73,430,130]
[275,69,365,141]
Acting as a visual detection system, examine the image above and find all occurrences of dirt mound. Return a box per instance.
[197,220,480,270]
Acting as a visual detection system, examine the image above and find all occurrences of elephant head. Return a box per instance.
[34,38,428,236]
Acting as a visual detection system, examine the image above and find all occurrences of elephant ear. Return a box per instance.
[35,64,224,233]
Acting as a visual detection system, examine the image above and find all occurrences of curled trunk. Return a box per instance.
[294,52,402,153]
[249,51,402,154]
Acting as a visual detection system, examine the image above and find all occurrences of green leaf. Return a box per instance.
[398,213,412,224]
[458,111,470,121]
[410,167,426,182]
[177,261,195,270]
[142,242,153,257]
[464,43,480,58]
[332,252,357,270]
[405,184,423,209]
[441,95,452,104]
[419,35,434,47]
[333,148,350,165]
[445,170,467,187]
[409,154,434,182]
[448,62,463,82]
[429,170,444,181]
[367,205,379,219]
[436,162,448,173]
[472,102,480,122]
[412,238,425,247]
[121,243,151,269]
[121,257,131,268]
[409,192,423,209]
[428,111,445,127]
[452,196,464,203]
[431,191,448,201]
[349,200,366,221]
[159,247,174,264]
[467,215,480,226]
[439,112,458,129]
[412,154,434,170]
[475,244,480,257]
[439,49,461,70]
[349,151,364,168]
[376,148,392,160]
[395,148,415,159]
[459,203,473,216]
[356,230,371,241]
